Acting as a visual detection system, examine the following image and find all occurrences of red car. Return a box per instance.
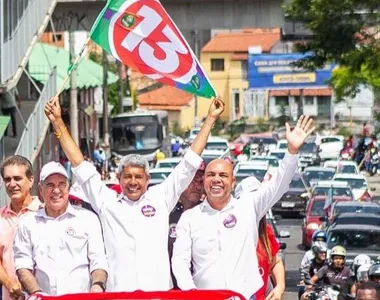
[301,184,354,248]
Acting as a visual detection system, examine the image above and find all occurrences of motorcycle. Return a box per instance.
[340,147,355,160]
[366,147,379,176]
[302,280,341,300]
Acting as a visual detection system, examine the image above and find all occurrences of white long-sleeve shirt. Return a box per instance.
[72,149,202,292]
[172,151,298,299]
[14,204,107,295]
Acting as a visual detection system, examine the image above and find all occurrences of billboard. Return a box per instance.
[248,53,335,89]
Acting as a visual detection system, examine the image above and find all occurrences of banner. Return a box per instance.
[35,290,245,300]
[90,0,216,98]
[248,53,335,89]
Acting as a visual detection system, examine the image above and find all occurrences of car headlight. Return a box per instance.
[306,223,320,230]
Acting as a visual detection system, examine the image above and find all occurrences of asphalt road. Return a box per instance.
[278,173,380,300]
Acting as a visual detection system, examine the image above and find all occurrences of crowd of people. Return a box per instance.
[0,95,319,300]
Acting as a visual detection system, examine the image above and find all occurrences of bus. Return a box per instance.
[110,110,170,163]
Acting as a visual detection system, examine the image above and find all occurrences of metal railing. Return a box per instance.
[0,0,55,84]
[0,69,57,205]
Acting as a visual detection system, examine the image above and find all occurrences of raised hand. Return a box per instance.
[44,97,62,123]
[286,115,315,154]
[208,96,225,119]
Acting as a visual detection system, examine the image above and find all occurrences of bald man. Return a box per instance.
[172,115,315,299]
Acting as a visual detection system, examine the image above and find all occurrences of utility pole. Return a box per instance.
[117,61,124,114]
[193,30,199,127]
[69,31,79,145]
[102,50,109,148]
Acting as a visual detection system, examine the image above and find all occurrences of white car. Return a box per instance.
[155,158,181,169]
[323,160,359,175]
[233,161,269,184]
[277,139,288,150]
[269,149,287,161]
[333,174,369,200]
[318,135,344,161]
[149,168,173,187]
[250,155,279,174]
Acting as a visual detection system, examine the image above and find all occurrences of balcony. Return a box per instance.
[0,0,57,86]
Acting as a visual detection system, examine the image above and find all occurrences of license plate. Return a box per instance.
[281,202,295,208]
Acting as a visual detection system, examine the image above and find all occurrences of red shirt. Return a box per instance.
[255,224,280,300]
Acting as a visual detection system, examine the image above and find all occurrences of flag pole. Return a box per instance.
[30,37,91,164]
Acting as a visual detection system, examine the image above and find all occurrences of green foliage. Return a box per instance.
[284,0,380,99]
[211,118,226,136]
[337,126,351,137]
[171,121,184,137]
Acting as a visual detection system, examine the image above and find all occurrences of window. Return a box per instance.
[275,96,288,106]
[232,89,240,115]
[241,60,248,80]
[211,59,225,71]
[305,96,314,105]
[55,34,63,42]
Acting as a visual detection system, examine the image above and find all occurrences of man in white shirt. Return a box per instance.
[14,162,108,296]
[43,96,225,292]
[172,116,315,299]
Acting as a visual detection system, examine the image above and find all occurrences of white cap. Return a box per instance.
[235,176,262,199]
[40,161,69,182]
[69,182,88,202]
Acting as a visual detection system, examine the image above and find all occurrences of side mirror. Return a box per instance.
[319,216,327,222]
[280,230,290,238]
[280,242,287,250]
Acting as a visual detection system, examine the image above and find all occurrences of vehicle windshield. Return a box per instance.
[290,176,306,189]
[338,165,357,174]
[300,143,317,152]
[150,172,171,180]
[201,155,220,166]
[310,200,325,216]
[278,142,287,149]
[205,142,228,151]
[235,169,267,183]
[251,157,279,167]
[250,137,277,145]
[270,152,286,159]
[111,124,160,151]
[334,178,367,190]
[333,205,380,216]
[313,187,353,198]
[328,230,380,251]
[156,162,179,168]
[304,170,335,182]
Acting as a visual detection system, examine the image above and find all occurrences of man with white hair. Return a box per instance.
[44,96,225,292]
[14,162,108,296]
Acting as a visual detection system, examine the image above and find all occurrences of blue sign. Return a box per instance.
[248,53,334,89]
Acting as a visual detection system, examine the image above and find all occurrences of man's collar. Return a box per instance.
[200,195,237,212]
[117,192,147,204]
[5,196,42,215]
[36,202,76,219]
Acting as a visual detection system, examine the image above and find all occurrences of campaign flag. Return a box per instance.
[90,0,216,98]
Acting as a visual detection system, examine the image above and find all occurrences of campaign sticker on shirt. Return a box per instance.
[66,227,76,236]
[141,205,156,217]
[223,214,237,228]
[169,223,177,238]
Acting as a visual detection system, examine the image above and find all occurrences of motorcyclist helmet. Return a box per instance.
[357,263,371,282]
[353,254,371,271]
[368,263,380,282]
[330,245,346,258]
[311,241,328,255]
[312,230,327,242]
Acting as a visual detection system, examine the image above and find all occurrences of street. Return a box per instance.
[280,173,380,300]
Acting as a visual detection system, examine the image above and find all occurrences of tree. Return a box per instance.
[284,0,380,100]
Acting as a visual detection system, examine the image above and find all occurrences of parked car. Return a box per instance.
[272,173,309,217]
[299,142,321,169]
[155,157,182,169]
[148,168,173,187]
[233,161,269,184]
[318,135,344,161]
[301,181,354,248]
[331,201,380,219]
[327,213,380,266]
[333,173,372,201]
[303,166,336,187]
